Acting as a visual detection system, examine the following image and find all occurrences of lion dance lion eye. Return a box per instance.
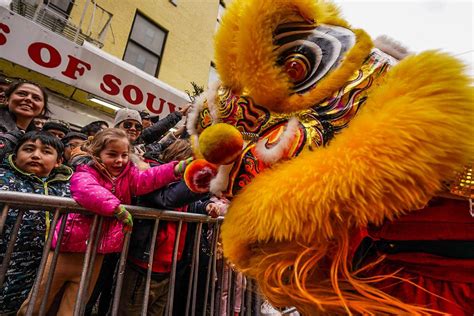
[284,54,310,84]
[274,22,356,94]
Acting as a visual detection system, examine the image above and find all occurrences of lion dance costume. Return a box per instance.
[185,0,474,314]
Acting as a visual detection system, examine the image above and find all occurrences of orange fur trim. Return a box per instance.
[214,0,247,93]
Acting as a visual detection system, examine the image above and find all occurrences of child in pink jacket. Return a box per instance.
[19,128,187,315]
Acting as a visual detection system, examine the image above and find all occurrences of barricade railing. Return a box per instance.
[0,191,279,316]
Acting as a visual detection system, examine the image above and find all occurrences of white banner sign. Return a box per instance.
[0,6,189,116]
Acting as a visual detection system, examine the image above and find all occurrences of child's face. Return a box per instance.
[32,117,47,131]
[64,138,85,161]
[99,138,130,177]
[14,139,60,177]
[46,129,66,139]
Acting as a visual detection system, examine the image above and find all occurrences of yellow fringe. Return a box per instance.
[240,227,445,315]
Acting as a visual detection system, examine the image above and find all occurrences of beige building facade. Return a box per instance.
[0,0,225,126]
[68,0,220,90]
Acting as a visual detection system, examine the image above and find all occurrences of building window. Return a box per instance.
[44,0,75,17]
[208,62,219,85]
[123,13,167,77]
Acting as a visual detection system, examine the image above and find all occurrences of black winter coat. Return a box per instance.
[0,156,72,314]
[139,111,182,145]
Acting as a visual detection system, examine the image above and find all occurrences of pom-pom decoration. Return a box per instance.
[184,159,219,193]
[198,123,244,165]
[190,135,204,159]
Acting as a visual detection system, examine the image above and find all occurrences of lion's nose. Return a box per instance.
[198,123,244,165]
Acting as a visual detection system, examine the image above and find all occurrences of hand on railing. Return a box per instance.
[114,205,133,233]
[206,203,220,218]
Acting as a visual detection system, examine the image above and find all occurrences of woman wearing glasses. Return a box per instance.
[114,108,143,142]
[113,107,189,165]
[113,108,147,160]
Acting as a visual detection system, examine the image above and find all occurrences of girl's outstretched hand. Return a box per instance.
[114,205,133,233]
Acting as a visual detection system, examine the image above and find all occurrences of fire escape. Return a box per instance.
[9,0,112,48]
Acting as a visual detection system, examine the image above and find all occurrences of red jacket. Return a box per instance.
[129,206,188,273]
[365,197,474,314]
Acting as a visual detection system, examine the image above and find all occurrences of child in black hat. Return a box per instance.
[43,120,71,139]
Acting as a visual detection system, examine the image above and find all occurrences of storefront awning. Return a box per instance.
[0,6,189,117]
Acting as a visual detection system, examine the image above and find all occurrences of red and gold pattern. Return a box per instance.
[224,120,307,196]
[194,48,396,197]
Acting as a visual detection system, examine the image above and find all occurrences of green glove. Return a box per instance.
[114,205,133,233]
[175,157,194,175]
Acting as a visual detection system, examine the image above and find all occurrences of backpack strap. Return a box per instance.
[0,132,20,144]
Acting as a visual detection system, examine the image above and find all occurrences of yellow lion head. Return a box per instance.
[186,0,473,314]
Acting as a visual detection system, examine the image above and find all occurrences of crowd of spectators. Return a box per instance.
[0,78,244,316]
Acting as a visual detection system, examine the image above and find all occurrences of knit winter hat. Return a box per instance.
[114,108,142,127]
[61,131,88,145]
[139,110,151,120]
[43,120,70,134]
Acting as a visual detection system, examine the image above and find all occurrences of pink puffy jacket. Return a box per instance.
[52,161,179,253]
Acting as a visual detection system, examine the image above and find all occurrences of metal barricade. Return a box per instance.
[0,191,278,316]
